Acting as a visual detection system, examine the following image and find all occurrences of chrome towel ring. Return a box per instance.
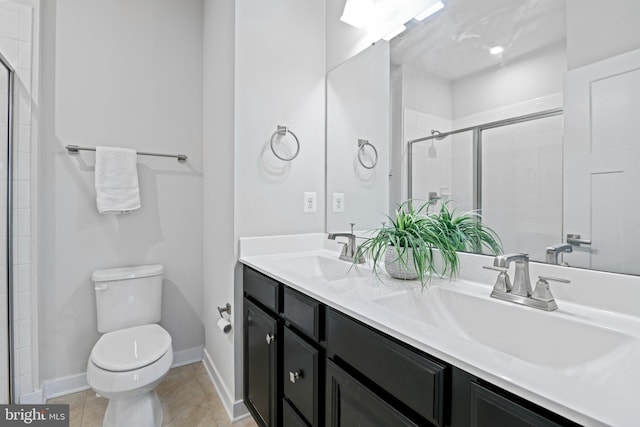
[357,139,378,169]
[270,125,300,161]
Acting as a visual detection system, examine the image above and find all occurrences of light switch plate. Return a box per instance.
[332,193,345,212]
[304,192,317,213]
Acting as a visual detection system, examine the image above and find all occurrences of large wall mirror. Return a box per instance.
[325,0,640,276]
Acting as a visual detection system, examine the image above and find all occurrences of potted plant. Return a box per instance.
[355,200,502,286]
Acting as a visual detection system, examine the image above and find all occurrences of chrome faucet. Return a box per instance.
[328,223,365,264]
[545,243,573,265]
[484,253,570,311]
[493,253,532,297]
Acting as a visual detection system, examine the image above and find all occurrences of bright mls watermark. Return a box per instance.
[0,405,69,426]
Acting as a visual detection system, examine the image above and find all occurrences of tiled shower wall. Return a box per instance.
[407,93,563,261]
[0,0,35,402]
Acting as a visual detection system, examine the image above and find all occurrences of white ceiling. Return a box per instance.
[390,0,566,81]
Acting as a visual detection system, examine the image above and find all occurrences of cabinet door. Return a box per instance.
[326,360,419,427]
[470,382,563,427]
[244,298,279,427]
[283,399,310,427]
[283,327,319,426]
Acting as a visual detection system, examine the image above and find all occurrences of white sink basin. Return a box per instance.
[271,254,367,281]
[373,285,636,373]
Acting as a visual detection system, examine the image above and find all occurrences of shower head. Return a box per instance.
[428,129,442,158]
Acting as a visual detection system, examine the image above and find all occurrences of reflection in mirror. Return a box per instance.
[400,0,566,264]
[326,0,640,276]
[326,42,390,233]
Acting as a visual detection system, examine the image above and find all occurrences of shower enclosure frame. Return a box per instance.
[0,50,15,404]
[407,107,563,211]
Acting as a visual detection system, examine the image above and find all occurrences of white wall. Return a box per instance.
[326,41,389,232]
[402,65,452,120]
[38,0,204,383]
[566,0,640,70]
[235,0,326,238]
[452,42,566,120]
[202,0,237,417]
[201,0,327,418]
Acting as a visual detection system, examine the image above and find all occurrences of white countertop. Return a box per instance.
[239,233,640,427]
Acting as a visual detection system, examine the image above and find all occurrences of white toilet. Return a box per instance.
[86,264,174,427]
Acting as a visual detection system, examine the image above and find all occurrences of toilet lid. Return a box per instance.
[91,324,172,372]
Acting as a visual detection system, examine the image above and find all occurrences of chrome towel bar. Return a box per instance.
[65,145,187,162]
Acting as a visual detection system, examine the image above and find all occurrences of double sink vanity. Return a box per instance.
[239,234,640,427]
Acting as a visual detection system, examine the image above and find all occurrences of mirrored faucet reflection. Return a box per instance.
[328,222,365,264]
[546,243,573,265]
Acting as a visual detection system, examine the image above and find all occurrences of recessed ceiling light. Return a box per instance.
[415,0,445,21]
[489,46,504,55]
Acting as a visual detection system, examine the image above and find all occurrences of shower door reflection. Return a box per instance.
[481,114,564,262]
[408,110,563,262]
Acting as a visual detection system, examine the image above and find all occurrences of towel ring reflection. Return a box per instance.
[357,139,378,169]
[270,125,300,161]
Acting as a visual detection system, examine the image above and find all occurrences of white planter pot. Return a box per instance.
[384,246,419,280]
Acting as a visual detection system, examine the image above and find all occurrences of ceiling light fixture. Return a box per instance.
[340,0,375,29]
[489,46,504,55]
[414,0,445,21]
[383,25,407,41]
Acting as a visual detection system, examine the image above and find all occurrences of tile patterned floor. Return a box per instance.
[47,362,258,427]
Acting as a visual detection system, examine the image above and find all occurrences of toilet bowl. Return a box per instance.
[87,324,173,427]
[86,264,172,427]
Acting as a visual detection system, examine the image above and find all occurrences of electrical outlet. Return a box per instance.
[304,192,317,213]
[332,193,345,212]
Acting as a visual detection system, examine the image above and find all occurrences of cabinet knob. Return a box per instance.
[265,333,275,344]
[289,370,303,383]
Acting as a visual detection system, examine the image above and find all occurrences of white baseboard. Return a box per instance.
[43,373,90,402]
[172,345,204,367]
[202,348,249,422]
[25,345,204,404]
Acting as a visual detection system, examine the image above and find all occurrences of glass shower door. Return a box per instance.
[0,53,13,403]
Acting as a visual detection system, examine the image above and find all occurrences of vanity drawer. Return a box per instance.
[283,327,319,426]
[283,287,322,341]
[326,308,446,426]
[244,266,281,313]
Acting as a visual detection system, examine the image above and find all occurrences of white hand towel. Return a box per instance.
[95,146,141,214]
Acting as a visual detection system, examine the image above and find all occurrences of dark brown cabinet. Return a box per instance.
[326,308,446,426]
[283,327,319,426]
[469,383,566,427]
[243,265,581,427]
[244,298,279,427]
[325,360,419,427]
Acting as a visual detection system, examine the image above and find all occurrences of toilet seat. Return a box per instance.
[91,324,171,372]
[87,347,173,397]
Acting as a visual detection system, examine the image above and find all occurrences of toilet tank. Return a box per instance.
[92,264,164,333]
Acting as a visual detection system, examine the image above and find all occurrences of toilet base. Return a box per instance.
[103,390,163,427]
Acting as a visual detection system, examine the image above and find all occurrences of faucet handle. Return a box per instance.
[532,275,570,301]
[349,222,356,234]
[483,265,512,293]
[483,265,508,272]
